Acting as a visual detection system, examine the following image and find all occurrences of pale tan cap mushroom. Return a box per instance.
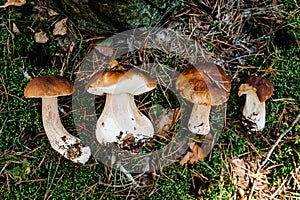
[23,75,91,164]
[176,62,231,105]
[86,69,156,144]
[86,69,157,95]
[24,75,74,98]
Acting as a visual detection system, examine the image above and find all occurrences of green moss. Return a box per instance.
[148,165,196,200]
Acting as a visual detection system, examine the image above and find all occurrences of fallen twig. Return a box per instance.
[116,161,140,187]
[0,116,8,135]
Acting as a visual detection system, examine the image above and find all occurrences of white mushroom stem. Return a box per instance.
[242,90,265,131]
[96,93,154,144]
[42,97,91,164]
[188,104,211,135]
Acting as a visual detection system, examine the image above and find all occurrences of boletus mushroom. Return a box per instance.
[24,75,91,164]
[176,62,231,135]
[86,69,156,144]
[238,75,274,131]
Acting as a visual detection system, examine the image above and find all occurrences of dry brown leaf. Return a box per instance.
[94,45,113,57]
[155,108,182,133]
[295,170,300,181]
[179,142,208,165]
[34,31,49,44]
[231,158,250,190]
[155,109,174,133]
[179,151,193,165]
[179,142,195,165]
[189,143,205,164]
[229,158,270,198]
[48,8,59,17]
[53,18,68,36]
[0,0,26,8]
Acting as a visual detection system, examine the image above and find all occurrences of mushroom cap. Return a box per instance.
[238,75,274,102]
[176,62,231,105]
[24,75,74,98]
[86,69,157,95]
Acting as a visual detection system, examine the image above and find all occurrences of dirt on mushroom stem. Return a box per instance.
[42,97,91,164]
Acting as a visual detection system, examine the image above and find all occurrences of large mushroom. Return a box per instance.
[86,69,156,144]
[238,75,274,131]
[176,62,231,135]
[24,75,91,164]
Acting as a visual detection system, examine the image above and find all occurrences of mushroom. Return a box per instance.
[238,75,274,131]
[24,75,91,164]
[176,62,231,135]
[86,69,157,144]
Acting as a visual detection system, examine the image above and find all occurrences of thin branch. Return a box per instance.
[0,116,8,135]
[116,161,140,187]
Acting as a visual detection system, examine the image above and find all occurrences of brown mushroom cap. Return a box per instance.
[238,75,274,102]
[86,69,157,95]
[24,75,74,98]
[176,62,231,105]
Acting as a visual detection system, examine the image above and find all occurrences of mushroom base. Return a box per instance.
[95,93,154,144]
[188,104,211,135]
[42,97,91,164]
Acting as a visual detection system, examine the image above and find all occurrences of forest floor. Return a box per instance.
[0,0,299,199]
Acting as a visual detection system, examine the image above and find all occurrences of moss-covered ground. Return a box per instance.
[0,0,299,199]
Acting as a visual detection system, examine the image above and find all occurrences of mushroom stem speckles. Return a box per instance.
[189,104,211,135]
[96,93,154,144]
[42,97,91,164]
[242,90,265,131]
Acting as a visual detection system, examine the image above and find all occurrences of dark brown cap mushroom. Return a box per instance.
[176,62,231,135]
[238,75,274,131]
[238,75,274,102]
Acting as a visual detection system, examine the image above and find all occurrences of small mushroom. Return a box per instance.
[238,75,274,131]
[86,69,156,144]
[176,62,231,135]
[24,75,91,164]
